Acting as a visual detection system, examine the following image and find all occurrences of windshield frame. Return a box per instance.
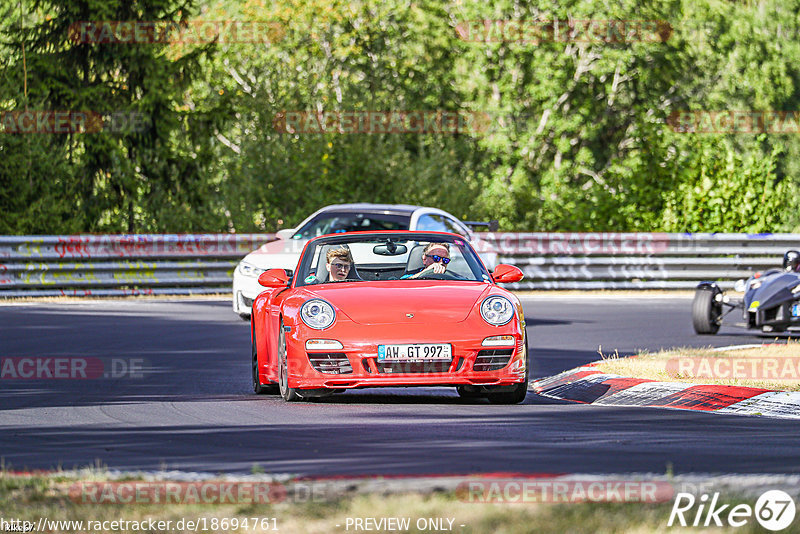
[291,211,411,240]
[294,231,490,288]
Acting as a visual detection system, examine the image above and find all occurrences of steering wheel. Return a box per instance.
[415,271,466,281]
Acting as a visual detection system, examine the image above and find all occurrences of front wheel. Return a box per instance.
[487,370,529,405]
[692,288,722,335]
[278,319,300,402]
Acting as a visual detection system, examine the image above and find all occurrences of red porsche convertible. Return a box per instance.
[250,231,528,403]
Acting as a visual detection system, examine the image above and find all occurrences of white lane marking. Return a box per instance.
[711,344,770,351]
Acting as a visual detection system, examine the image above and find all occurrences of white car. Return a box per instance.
[232,203,498,318]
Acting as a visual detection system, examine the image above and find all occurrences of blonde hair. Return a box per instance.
[326,246,352,264]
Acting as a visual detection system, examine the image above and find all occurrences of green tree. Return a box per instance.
[0,0,225,233]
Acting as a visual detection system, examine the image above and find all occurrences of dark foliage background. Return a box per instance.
[1,0,798,234]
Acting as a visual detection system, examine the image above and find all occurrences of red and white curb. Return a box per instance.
[531,347,800,419]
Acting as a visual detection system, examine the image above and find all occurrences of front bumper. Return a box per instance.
[232,271,265,315]
[284,319,526,390]
[751,299,800,330]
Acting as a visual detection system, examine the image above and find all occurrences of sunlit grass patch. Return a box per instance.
[0,472,721,534]
[596,341,800,391]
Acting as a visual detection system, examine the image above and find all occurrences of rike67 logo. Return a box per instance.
[668,490,796,531]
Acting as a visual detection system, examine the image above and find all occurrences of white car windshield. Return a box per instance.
[295,234,490,286]
[292,212,409,239]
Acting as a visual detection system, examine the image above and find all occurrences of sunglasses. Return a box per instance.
[428,255,450,265]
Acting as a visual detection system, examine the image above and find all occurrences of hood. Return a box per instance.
[241,238,309,269]
[303,281,492,324]
[748,272,800,310]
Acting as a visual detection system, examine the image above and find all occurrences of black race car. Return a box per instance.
[693,250,800,335]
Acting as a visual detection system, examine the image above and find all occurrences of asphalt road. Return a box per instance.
[1,296,799,476]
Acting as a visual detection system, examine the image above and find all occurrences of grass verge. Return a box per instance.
[0,473,774,534]
[595,342,800,391]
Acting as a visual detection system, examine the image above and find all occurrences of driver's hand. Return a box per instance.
[414,264,437,278]
[431,262,447,274]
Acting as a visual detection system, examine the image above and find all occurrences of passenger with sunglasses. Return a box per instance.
[402,242,451,279]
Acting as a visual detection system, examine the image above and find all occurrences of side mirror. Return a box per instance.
[276,229,295,240]
[492,264,523,283]
[258,268,290,288]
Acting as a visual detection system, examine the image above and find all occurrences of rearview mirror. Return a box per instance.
[492,264,523,283]
[258,268,290,288]
[373,243,408,256]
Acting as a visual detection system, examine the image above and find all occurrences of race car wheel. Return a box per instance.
[692,288,722,335]
[252,325,278,395]
[278,319,300,402]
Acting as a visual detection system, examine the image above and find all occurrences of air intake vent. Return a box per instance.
[376,362,452,374]
[473,349,513,371]
[307,353,353,374]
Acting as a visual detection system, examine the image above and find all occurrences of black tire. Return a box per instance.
[456,386,486,399]
[692,288,722,335]
[278,319,300,402]
[488,324,529,405]
[487,372,528,404]
[252,324,278,394]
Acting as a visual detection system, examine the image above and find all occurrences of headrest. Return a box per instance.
[405,244,427,273]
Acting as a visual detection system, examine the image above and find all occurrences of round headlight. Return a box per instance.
[300,299,336,329]
[480,296,514,326]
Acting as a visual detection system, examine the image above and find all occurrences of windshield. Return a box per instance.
[292,212,410,240]
[295,234,489,286]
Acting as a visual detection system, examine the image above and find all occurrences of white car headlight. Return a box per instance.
[238,261,265,278]
[300,299,336,330]
[480,296,514,326]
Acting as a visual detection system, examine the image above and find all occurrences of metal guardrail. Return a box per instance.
[0,234,273,297]
[485,232,799,290]
[0,232,797,296]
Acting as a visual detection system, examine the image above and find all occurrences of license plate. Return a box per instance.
[793,304,800,317]
[377,344,452,362]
